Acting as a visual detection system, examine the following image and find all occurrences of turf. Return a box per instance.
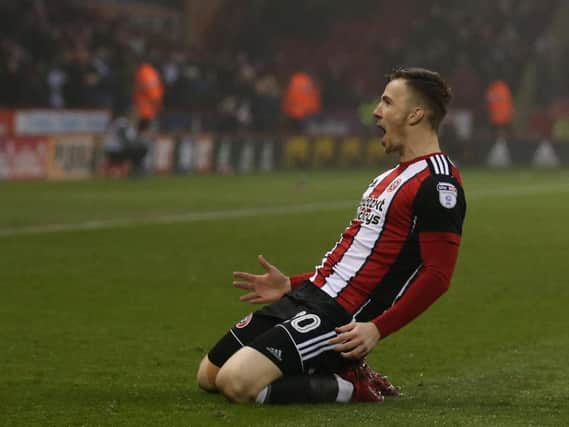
[1,168,568,426]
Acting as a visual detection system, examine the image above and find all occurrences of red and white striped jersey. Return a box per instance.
[301,152,466,335]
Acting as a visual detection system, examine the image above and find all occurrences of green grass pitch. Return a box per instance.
[1,168,568,426]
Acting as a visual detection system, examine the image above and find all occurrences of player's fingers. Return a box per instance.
[233,281,253,290]
[341,346,364,359]
[257,254,274,272]
[328,332,351,345]
[332,341,356,353]
[335,322,356,333]
[233,271,256,281]
[337,335,363,349]
[341,350,362,360]
[250,297,267,304]
[239,292,259,302]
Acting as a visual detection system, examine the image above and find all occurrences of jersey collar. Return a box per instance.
[399,152,446,169]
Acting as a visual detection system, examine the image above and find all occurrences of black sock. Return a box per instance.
[256,374,353,404]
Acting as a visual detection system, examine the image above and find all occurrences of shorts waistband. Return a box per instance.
[288,280,352,324]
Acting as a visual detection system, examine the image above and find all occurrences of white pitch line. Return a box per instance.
[0,201,355,237]
[1,182,568,237]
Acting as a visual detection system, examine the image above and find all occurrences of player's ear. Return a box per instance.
[408,107,425,126]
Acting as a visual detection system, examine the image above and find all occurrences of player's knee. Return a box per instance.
[215,366,257,403]
[196,356,220,392]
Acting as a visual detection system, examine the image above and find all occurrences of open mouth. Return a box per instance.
[376,123,386,137]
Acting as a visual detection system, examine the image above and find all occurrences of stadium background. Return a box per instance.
[1,1,568,426]
[2,0,569,177]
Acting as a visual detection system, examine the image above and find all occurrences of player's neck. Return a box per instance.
[399,131,441,163]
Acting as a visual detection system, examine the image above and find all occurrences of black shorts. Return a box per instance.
[208,281,353,376]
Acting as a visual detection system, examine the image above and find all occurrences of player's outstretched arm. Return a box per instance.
[233,255,291,304]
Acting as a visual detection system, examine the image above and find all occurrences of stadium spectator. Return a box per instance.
[251,69,281,132]
[534,28,565,109]
[102,110,148,177]
[485,79,514,138]
[133,58,164,133]
[282,70,322,131]
[197,68,466,404]
[46,57,67,109]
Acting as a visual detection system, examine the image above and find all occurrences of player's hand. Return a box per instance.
[232,255,291,304]
[329,322,381,359]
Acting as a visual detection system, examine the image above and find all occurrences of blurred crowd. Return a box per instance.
[0,0,284,133]
[0,0,565,138]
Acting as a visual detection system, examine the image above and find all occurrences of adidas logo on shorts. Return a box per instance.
[266,347,283,361]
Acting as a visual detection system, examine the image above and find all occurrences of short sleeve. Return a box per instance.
[413,175,466,235]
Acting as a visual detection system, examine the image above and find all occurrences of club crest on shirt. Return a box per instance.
[387,178,402,192]
[437,182,457,209]
[235,313,253,329]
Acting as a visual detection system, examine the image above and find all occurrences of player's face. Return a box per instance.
[373,79,413,154]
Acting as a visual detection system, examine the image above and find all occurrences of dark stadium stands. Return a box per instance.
[0,0,565,139]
